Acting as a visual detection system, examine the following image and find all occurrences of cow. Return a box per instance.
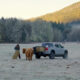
[22,48,34,61]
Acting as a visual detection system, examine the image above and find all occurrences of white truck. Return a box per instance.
[33,42,68,59]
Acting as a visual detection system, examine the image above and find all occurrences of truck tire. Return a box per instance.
[63,51,68,59]
[49,51,55,59]
[35,53,41,59]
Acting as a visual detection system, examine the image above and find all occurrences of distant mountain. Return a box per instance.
[29,2,80,23]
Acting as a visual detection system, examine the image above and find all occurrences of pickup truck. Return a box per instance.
[33,42,68,59]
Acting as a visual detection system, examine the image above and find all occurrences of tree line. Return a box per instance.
[0,17,80,43]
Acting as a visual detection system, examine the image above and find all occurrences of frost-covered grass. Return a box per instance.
[0,43,80,80]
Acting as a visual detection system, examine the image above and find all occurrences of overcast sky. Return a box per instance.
[0,0,80,19]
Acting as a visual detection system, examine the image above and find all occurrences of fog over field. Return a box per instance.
[0,43,80,80]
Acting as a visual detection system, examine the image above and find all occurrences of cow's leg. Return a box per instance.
[28,56,31,61]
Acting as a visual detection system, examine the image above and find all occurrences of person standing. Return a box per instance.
[12,44,21,59]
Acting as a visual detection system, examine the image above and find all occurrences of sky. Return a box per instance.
[0,0,80,19]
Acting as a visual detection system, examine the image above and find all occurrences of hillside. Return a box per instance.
[30,2,80,23]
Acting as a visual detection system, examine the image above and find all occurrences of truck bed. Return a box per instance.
[33,46,45,53]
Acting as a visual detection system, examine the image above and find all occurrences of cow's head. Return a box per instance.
[22,48,26,54]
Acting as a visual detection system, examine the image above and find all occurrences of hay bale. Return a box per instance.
[36,46,45,52]
[12,50,20,59]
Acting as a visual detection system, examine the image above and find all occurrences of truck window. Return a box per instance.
[55,44,64,48]
[55,44,59,48]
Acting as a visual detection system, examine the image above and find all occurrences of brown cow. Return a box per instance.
[23,48,34,61]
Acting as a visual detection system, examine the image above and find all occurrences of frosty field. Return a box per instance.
[0,43,80,80]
